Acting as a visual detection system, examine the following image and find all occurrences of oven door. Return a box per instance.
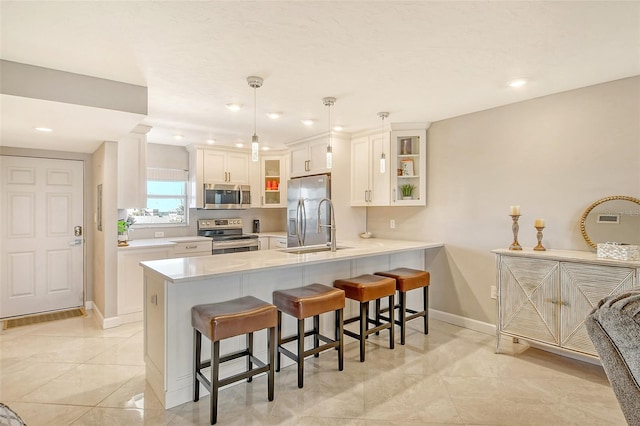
[211,239,259,255]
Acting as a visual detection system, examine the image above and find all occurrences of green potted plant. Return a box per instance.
[400,184,416,200]
[117,219,130,246]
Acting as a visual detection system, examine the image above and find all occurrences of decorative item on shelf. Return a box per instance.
[597,242,640,261]
[397,169,403,176]
[247,76,263,162]
[400,138,412,155]
[534,218,546,251]
[401,159,414,176]
[400,183,415,200]
[508,206,522,250]
[117,219,130,247]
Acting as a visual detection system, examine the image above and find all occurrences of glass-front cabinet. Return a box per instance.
[390,125,427,206]
[261,155,287,208]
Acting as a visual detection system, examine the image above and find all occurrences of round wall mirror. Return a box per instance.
[580,195,640,249]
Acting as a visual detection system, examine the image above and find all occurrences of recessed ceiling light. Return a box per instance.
[508,79,527,88]
[226,103,243,111]
[235,143,244,148]
[266,112,281,119]
[206,139,215,145]
[262,146,270,151]
[333,125,343,132]
[301,119,314,126]
[34,127,53,132]
[174,134,184,140]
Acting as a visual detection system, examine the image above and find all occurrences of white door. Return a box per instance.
[1,156,84,318]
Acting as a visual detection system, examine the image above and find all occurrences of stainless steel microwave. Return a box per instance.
[202,183,251,209]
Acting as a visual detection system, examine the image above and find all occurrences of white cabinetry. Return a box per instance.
[269,237,287,250]
[203,149,249,184]
[117,124,151,209]
[117,241,210,325]
[187,146,250,208]
[350,132,390,206]
[260,154,288,208]
[390,125,427,206]
[289,137,329,177]
[258,237,269,250]
[117,247,172,323]
[494,249,639,357]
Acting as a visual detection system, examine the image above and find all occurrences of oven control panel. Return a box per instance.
[198,218,243,230]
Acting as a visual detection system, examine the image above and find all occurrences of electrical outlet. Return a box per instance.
[155,231,165,238]
[390,219,396,229]
[490,285,497,300]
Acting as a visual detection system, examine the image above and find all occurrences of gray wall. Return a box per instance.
[367,76,640,324]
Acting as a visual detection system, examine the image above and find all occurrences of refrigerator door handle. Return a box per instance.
[300,199,307,246]
[296,199,304,246]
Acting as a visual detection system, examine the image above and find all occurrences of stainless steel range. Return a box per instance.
[197,218,259,255]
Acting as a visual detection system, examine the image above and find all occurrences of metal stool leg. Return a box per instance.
[247,332,253,383]
[297,318,305,388]
[399,291,407,345]
[210,340,220,425]
[359,301,368,362]
[276,311,282,372]
[389,294,395,349]
[424,286,429,334]
[194,328,201,402]
[268,326,275,401]
[337,308,344,371]
[313,315,320,357]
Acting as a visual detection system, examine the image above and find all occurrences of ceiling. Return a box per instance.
[1,1,639,153]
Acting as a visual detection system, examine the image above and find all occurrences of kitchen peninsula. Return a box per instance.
[140,238,443,409]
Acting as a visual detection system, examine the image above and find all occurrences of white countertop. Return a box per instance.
[118,236,212,250]
[253,231,287,238]
[141,238,443,283]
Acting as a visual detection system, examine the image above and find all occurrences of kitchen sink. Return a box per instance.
[278,245,352,255]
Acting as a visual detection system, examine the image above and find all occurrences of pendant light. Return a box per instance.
[378,112,389,173]
[247,76,263,162]
[323,97,336,169]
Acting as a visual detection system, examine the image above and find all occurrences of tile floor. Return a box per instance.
[0,311,626,425]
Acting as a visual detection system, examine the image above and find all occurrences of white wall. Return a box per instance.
[367,76,640,323]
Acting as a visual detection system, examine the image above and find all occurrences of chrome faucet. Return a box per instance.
[317,198,336,252]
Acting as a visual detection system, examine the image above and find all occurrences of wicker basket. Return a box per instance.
[597,242,640,261]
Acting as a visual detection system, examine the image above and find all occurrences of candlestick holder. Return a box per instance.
[534,226,546,251]
[509,215,522,250]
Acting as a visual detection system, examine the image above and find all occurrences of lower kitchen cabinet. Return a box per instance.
[257,236,287,250]
[494,248,639,357]
[117,242,211,325]
[117,247,172,323]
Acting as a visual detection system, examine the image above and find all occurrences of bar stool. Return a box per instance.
[272,283,345,388]
[333,274,396,362]
[192,296,277,425]
[375,268,430,345]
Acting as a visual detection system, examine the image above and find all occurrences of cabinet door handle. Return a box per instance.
[185,245,198,249]
[550,298,558,304]
[305,160,310,171]
[151,294,158,305]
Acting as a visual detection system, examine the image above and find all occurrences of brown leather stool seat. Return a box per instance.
[192,296,277,424]
[272,283,345,388]
[375,268,430,345]
[333,274,396,362]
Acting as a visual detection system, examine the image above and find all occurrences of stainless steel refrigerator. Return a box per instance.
[287,174,331,247]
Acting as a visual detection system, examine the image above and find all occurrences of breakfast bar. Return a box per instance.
[140,238,443,409]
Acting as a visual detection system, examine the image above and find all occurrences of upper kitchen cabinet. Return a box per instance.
[288,136,330,177]
[203,149,249,184]
[187,146,250,208]
[390,124,428,206]
[350,132,390,206]
[260,154,288,208]
[117,125,151,209]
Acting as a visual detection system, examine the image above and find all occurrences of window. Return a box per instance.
[127,168,189,226]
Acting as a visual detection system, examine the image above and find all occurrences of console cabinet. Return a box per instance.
[494,248,639,357]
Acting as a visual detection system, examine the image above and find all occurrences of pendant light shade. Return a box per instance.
[378,112,389,173]
[323,97,336,169]
[247,76,263,162]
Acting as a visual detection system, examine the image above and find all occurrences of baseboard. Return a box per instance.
[84,300,93,310]
[429,309,601,366]
[91,303,141,329]
[430,308,496,335]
